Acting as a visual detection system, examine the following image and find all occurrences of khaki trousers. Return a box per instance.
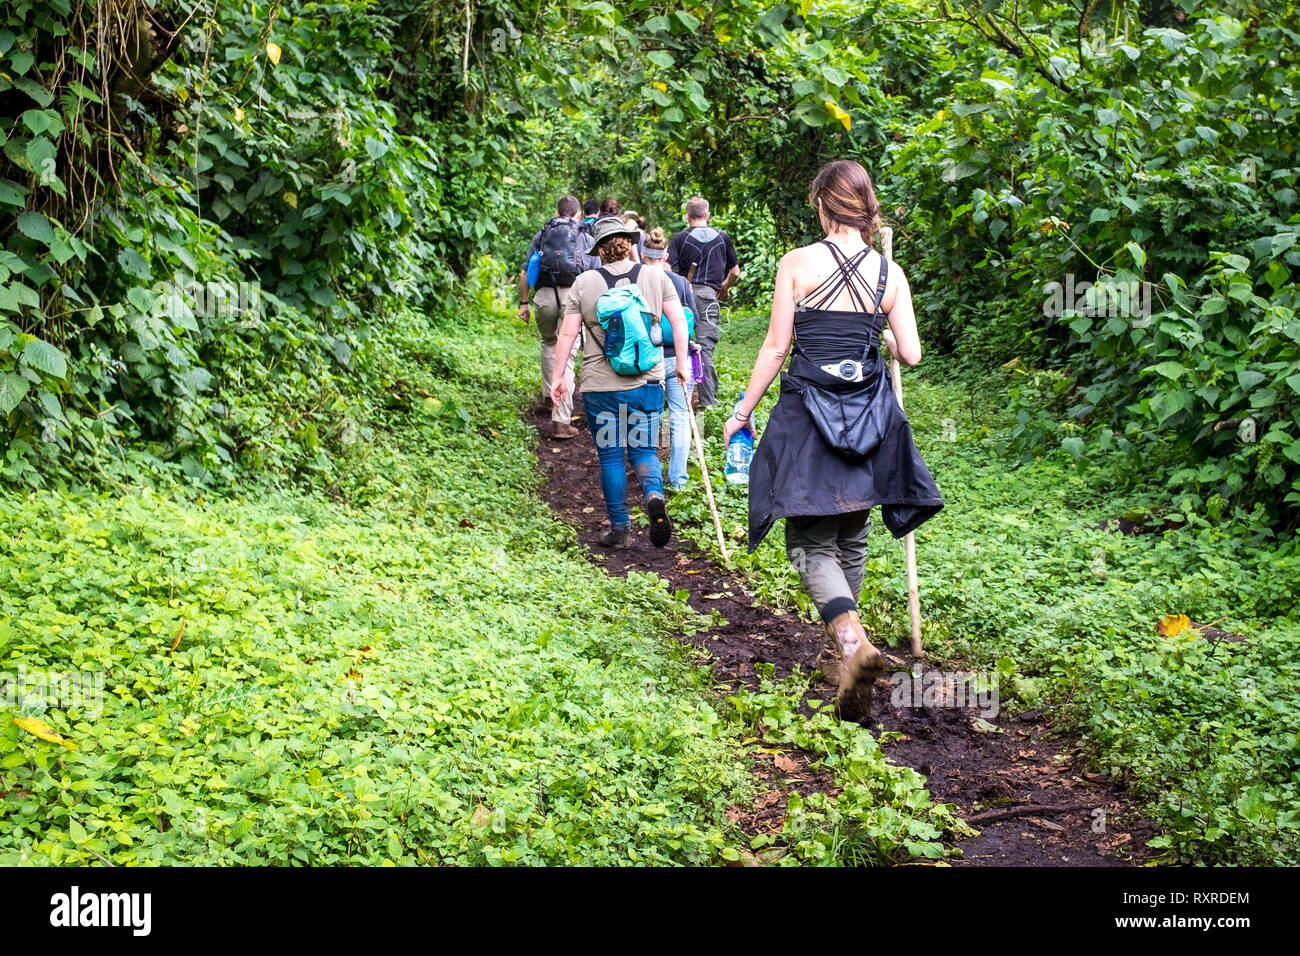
[533,284,577,423]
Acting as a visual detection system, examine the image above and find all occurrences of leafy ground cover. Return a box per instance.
[1,294,759,865]
[1,286,963,866]
[671,309,1300,866]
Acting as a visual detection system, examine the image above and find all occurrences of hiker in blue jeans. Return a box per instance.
[642,226,698,489]
[551,217,691,547]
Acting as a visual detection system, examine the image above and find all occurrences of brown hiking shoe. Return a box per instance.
[826,610,886,723]
[552,421,579,440]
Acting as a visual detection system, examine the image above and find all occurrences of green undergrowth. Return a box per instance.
[0,288,957,866]
[672,309,1300,866]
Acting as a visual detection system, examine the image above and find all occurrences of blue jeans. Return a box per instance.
[663,354,693,488]
[582,383,665,527]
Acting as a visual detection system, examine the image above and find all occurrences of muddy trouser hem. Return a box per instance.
[691,284,721,406]
[784,510,872,623]
[533,284,577,423]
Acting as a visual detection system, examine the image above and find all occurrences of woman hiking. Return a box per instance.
[551,217,692,548]
[641,226,697,490]
[723,160,944,721]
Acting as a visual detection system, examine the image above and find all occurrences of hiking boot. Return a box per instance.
[597,524,631,548]
[826,609,886,723]
[645,493,672,548]
[552,421,579,440]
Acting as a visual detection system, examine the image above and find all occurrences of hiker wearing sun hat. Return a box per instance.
[551,217,692,548]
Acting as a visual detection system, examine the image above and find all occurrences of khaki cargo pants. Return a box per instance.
[533,283,578,424]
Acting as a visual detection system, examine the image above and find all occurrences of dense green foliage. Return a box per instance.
[4,0,1298,525]
[2,0,1296,866]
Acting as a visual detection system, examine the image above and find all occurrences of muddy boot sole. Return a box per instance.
[836,644,886,724]
[646,495,672,548]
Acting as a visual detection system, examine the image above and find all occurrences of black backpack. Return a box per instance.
[537,217,586,288]
[678,226,730,287]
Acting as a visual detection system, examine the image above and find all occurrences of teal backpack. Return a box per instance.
[592,265,662,376]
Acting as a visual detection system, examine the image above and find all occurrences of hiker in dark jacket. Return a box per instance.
[519,195,595,439]
[723,160,942,722]
[667,196,740,406]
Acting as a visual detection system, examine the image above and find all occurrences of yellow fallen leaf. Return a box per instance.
[1157,613,1192,638]
[14,716,76,750]
[283,191,297,208]
[653,82,667,93]
[265,42,282,65]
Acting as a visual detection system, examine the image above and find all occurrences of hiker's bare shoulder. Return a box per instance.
[777,244,822,270]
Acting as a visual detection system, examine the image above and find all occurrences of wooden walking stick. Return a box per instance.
[880,226,924,658]
[685,399,731,563]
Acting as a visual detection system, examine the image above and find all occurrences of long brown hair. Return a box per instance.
[808,160,881,246]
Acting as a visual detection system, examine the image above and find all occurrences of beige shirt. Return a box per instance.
[563,260,679,393]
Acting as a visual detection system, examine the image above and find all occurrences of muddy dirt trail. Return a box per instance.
[529,399,1158,865]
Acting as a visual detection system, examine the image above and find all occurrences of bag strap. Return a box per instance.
[588,264,649,359]
[861,256,890,358]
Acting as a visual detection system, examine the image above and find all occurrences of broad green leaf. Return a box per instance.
[1237,369,1266,390]
[1149,389,1186,424]
[21,337,68,378]
[1148,361,1185,381]
[0,372,29,414]
[0,178,28,207]
[15,210,54,244]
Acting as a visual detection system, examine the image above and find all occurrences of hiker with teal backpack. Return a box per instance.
[518,195,599,439]
[551,217,691,548]
[642,226,698,490]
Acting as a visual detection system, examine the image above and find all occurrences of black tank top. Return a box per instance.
[792,241,889,368]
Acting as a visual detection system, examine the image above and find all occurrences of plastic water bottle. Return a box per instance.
[725,393,753,485]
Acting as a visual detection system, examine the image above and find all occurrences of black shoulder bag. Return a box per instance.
[796,255,898,462]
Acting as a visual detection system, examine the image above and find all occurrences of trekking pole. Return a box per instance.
[881,226,924,659]
[685,400,731,563]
